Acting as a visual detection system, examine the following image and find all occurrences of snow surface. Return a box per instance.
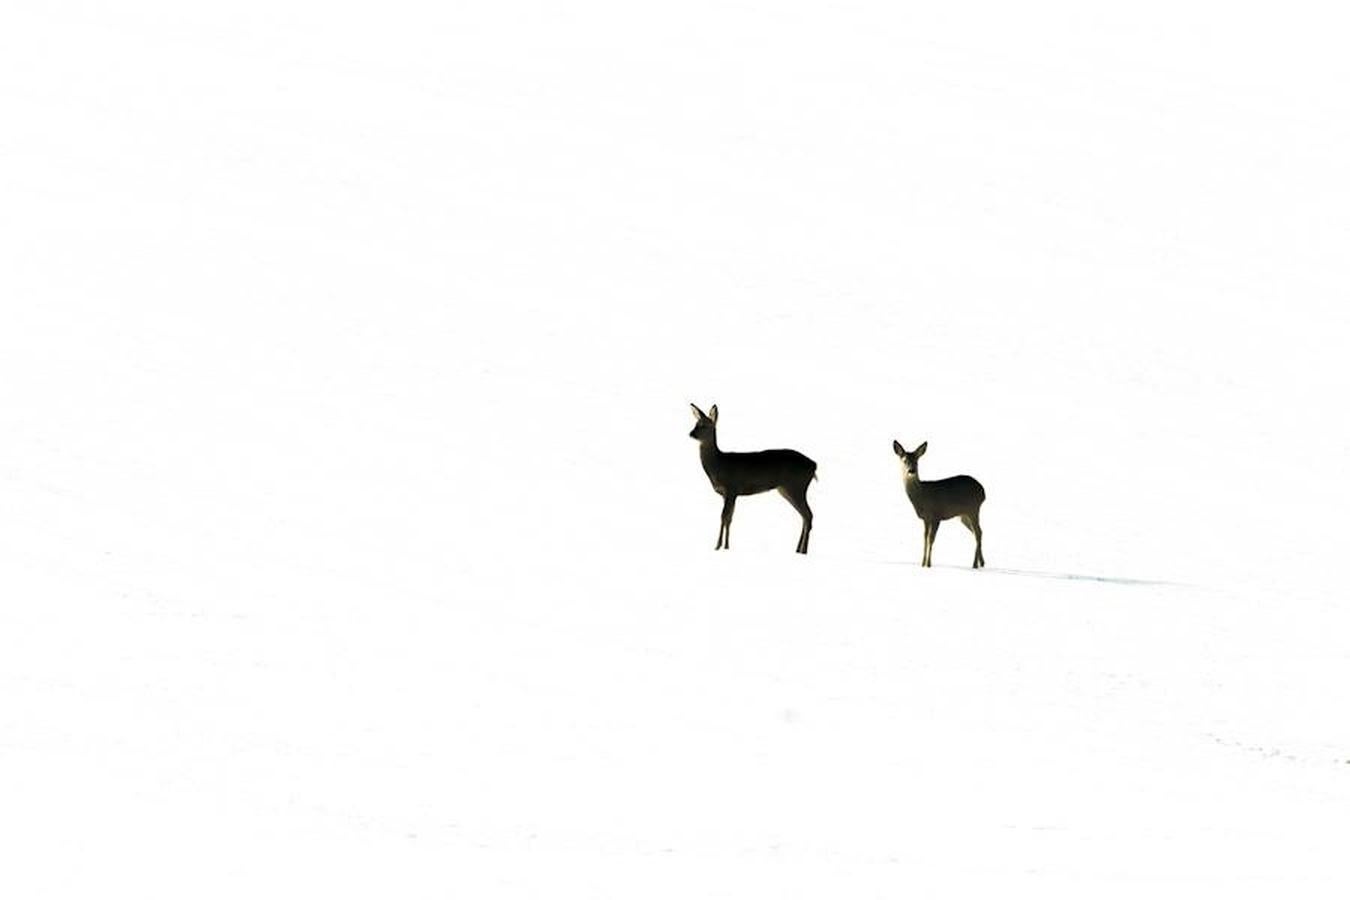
[4,1,1350,896]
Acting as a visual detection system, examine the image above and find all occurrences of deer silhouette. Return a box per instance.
[893,440,986,568]
[689,404,817,553]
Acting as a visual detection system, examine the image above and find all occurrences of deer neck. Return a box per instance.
[698,434,723,475]
[903,472,926,503]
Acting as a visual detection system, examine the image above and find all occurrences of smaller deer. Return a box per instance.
[690,404,817,553]
[893,440,986,568]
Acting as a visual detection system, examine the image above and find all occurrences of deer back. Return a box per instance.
[704,448,817,496]
[907,475,985,520]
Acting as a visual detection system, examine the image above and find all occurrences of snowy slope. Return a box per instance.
[3,2,1350,896]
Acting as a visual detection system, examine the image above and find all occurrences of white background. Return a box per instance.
[3,2,1349,896]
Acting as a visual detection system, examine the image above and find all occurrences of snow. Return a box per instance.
[3,1,1350,896]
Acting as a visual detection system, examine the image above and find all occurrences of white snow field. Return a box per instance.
[4,2,1350,896]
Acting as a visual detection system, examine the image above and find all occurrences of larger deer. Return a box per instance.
[689,404,817,553]
[893,440,986,568]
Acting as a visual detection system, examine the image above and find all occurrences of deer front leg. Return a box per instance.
[924,519,940,567]
[717,494,737,550]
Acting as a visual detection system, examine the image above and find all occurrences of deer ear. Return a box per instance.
[690,403,705,420]
[893,440,904,455]
[914,442,927,458]
[708,404,718,424]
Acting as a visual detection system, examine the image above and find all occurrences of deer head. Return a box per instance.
[689,403,719,442]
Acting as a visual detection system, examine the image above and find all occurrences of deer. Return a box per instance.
[893,440,986,568]
[689,404,818,554]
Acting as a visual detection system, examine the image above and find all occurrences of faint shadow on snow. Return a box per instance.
[983,567,1185,588]
[883,560,1185,588]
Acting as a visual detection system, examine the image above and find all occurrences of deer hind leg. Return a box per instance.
[717,494,737,550]
[960,513,985,568]
[778,483,813,554]
[977,513,986,567]
[975,512,984,567]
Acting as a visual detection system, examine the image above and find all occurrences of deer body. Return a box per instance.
[893,440,986,568]
[690,404,817,553]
